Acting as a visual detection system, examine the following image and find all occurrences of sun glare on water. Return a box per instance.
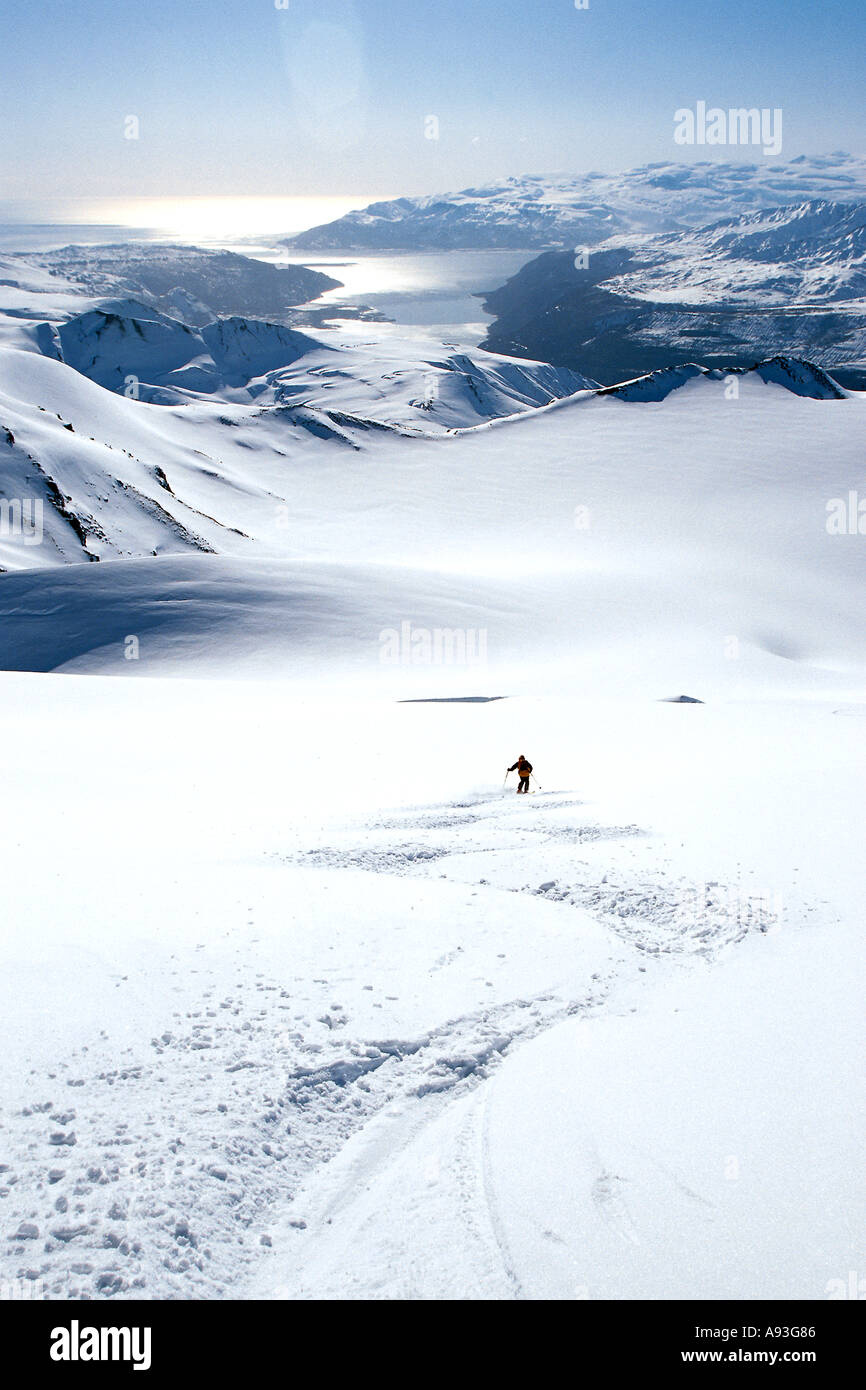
[111,196,379,245]
[0,195,392,252]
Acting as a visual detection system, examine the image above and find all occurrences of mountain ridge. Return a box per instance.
[282,154,866,251]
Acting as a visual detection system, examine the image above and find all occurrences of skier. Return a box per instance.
[507,754,533,794]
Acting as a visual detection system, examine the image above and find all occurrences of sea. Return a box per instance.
[0,196,536,346]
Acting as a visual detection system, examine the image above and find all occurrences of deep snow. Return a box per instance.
[0,683,862,1300]
[0,233,863,1303]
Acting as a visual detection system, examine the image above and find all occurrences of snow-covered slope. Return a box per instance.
[1,355,863,694]
[0,316,592,571]
[0,679,862,1300]
[283,153,866,250]
[259,340,592,426]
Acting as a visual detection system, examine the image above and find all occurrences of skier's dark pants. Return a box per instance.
[517,776,530,793]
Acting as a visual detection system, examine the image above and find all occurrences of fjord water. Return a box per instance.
[0,197,534,343]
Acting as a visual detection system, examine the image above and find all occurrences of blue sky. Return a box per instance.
[0,0,862,197]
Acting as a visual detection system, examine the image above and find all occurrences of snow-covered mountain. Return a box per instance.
[0,335,594,573]
[43,299,589,414]
[283,153,866,250]
[594,357,850,402]
[608,199,866,305]
[0,251,596,572]
[14,243,341,326]
[0,317,858,592]
[0,309,851,576]
[0,250,591,414]
[481,199,866,386]
[46,300,325,396]
[0,225,856,577]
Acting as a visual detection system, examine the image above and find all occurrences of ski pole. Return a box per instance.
[503,770,510,786]
[531,772,543,790]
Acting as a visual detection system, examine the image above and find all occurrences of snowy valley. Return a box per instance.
[0,206,864,1304]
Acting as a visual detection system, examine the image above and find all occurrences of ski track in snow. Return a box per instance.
[1,790,791,1300]
[288,790,782,958]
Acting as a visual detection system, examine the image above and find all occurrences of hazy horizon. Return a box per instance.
[0,195,397,251]
[1,0,863,200]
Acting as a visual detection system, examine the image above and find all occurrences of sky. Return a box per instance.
[0,0,863,199]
